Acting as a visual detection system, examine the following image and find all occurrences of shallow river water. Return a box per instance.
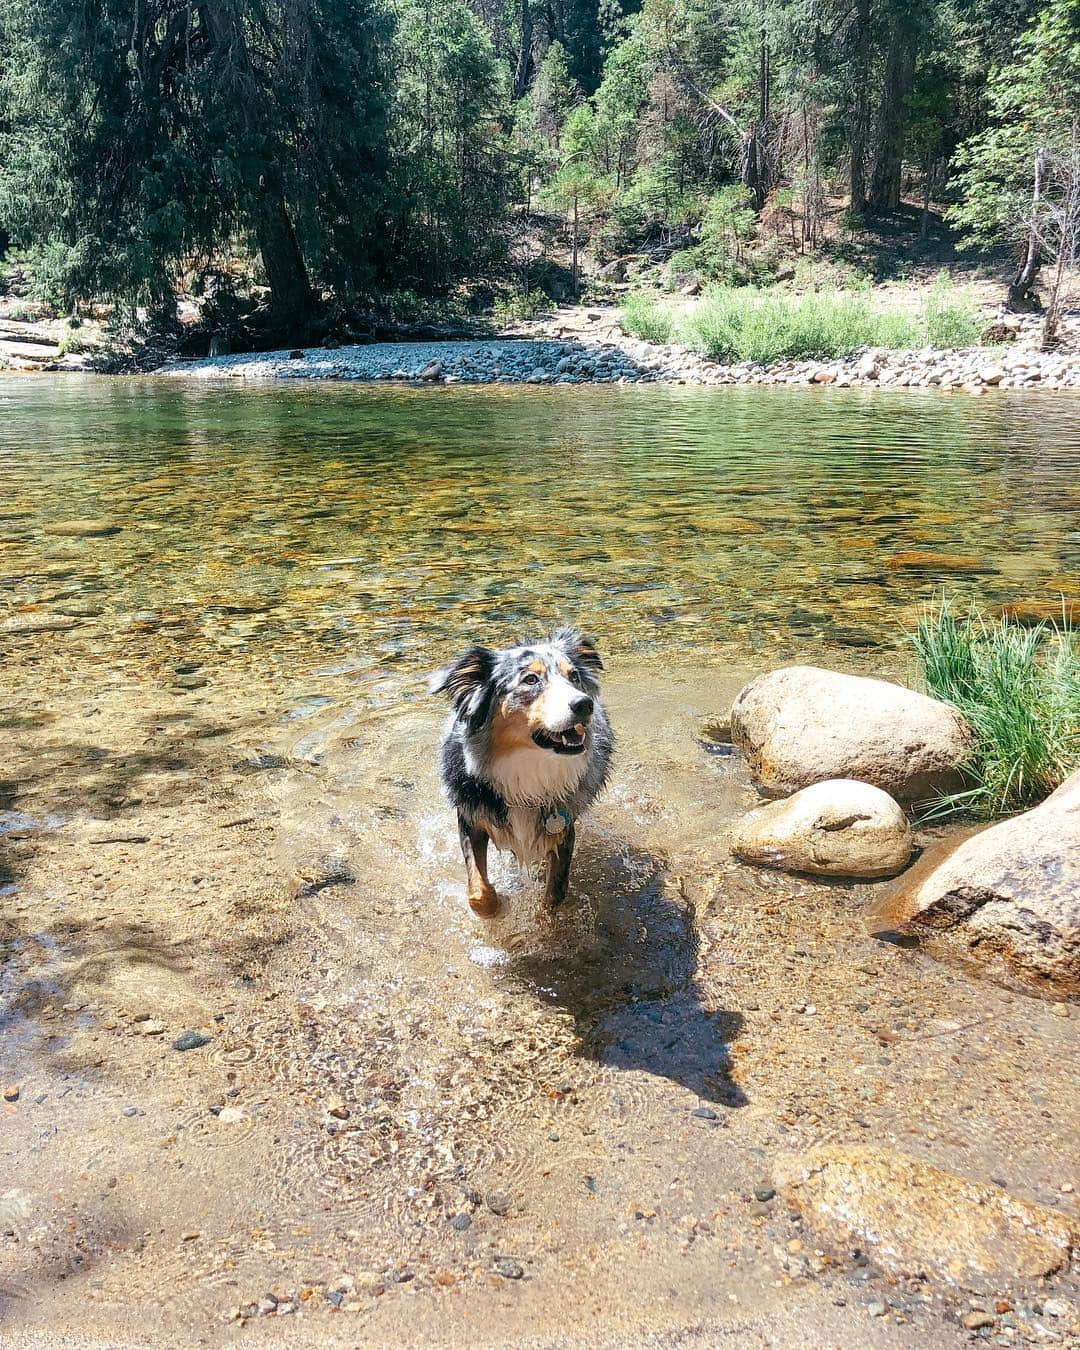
[1,375,1079,1347]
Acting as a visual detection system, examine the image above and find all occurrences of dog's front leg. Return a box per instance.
[544,820,576,910]
[458,812,499,916]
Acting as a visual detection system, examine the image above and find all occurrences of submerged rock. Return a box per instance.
[774,1145,1080,1289]
[886,766,1080,995]
[729,666,973,802]
[42,519,121,538]
[728,779,912,878]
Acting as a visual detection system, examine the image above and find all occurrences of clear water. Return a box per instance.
[3,375,1079,675]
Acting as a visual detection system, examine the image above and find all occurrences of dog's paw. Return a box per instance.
[467,888,500,918]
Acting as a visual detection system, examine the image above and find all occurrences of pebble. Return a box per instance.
[485,1191,512,1216]
[3,1084,20,1102]
[157,327,1080,395]
[172,1030,210,1051]
[867,1301,888,1317]
[494,1257,524,1279]
[753,1186,776,1202]
[122,1106,138,1118]
[963,1311,997,1330]
[448,1213,472,1231]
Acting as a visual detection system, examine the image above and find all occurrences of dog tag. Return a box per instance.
[544,811,568,835]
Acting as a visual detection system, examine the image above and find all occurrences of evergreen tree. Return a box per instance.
[951,0,1080,327]
[0,0,390,321]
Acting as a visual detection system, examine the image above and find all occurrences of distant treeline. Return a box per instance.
[0,0,1076,324]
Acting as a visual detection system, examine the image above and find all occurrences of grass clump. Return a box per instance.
[619,275,982,364]
[922,271,983,348]
[679,287,902,363]
[913,598,1080,818]
[619,292,674,344]
[492,289,550,325]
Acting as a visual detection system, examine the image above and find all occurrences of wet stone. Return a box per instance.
[43,519,121,538]
[172,1030,210,1051]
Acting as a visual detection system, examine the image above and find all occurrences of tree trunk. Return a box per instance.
[747,19,770,210]
[848,0,871,215]
[512,0,533,100]
[1008,147,1047,311]
[571,195,579,297]
[256,178,316,324]
[869,43,915,213]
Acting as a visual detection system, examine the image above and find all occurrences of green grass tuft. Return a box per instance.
[619,278,983,365]
[618,292,674,345]
[913,598,1080,819]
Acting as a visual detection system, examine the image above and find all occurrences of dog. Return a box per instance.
[430,629,613,915]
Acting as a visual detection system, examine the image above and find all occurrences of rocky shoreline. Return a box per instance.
[151,318,1080,392]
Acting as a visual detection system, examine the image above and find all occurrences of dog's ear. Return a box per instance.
[554,628,603,673]
[429,646,496,727]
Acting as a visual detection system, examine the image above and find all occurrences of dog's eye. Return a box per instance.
[521,672,541,687]
[568,668,582,686]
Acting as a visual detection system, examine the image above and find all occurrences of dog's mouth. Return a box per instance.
[532,724,587,755]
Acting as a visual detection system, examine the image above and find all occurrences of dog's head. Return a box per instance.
[430,629,603,756]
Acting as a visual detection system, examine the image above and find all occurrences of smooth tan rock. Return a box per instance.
[728,779,912,878]
[42,518,121,537]
[890,766,1080,994]
[773,1145,1080,1289]
[730,666,973,802]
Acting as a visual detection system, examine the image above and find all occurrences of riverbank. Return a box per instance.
[152,302,1080,391]
[3,638,1078,1348]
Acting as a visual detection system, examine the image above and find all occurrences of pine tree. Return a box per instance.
[0,0,391,322]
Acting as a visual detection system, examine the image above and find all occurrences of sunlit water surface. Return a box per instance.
[3,375,1079,676]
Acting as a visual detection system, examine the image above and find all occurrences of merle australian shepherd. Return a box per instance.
[430,629,614,915]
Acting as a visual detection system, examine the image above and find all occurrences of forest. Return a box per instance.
[0,0,1077,334]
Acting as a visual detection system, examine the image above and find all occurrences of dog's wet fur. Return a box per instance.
[430,629,614,915]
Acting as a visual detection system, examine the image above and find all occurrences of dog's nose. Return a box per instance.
[570,694,594,719]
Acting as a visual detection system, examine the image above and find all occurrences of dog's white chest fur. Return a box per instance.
[483,745,586,806]
[467,743,584,866]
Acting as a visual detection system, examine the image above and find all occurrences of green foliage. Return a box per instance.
[913,598,1080,818]
[621,280,982,362]
[619,292,674,343]
[0,0,1072,319]
[0,0,392,320]
[923,272,984,347]
[950,0,1080,252]
[387,0,510,288]
[492,289,549,324]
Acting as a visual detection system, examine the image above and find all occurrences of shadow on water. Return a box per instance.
[505,838,746,1108]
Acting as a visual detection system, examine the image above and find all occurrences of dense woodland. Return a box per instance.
[0,0,1077,334]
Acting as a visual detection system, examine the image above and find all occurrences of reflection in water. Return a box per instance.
[2,376,1079,677]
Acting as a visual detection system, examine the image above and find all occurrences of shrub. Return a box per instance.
[913,598,1080,818]
[492,289,550,324]
[922,271,983,348]
[618,292,674,344]
[675,286,921,363]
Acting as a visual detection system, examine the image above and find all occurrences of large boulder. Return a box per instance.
[774,1145,1080,1290]
[730,666,973,802]
[886,765,1080,995]
[728,779,912,878]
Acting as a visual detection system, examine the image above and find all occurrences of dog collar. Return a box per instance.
[543,807,573,835]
